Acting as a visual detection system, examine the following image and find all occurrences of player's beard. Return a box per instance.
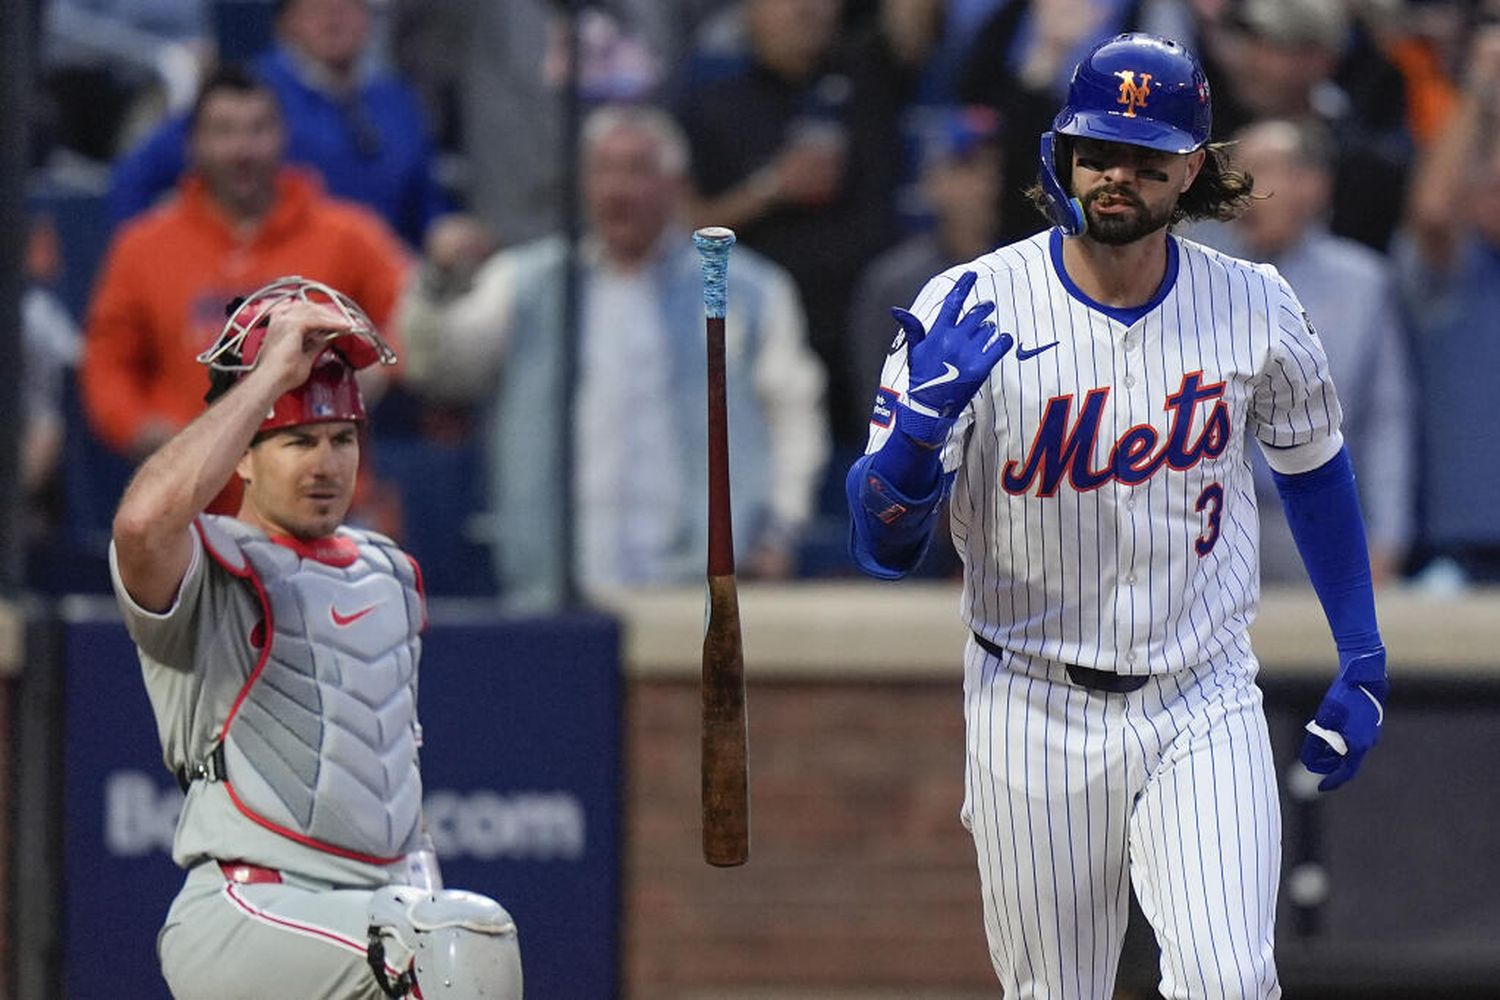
[1081,185,1174,245]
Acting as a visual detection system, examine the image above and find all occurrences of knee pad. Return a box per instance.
[367,886,523,1000]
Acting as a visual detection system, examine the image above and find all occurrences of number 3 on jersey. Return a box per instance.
[1194,482,1224,556]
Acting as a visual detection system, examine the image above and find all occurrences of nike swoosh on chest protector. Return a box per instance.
[330,604,379,627]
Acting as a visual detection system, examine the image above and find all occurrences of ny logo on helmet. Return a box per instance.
[1115,71,1152,117]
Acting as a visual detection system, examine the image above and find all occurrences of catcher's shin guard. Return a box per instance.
[367,886,523,1000]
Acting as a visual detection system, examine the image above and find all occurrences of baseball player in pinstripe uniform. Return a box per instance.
[848,34,1387,999]
[110,278,522,1000]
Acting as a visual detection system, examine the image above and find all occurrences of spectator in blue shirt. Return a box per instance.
[1193,118,1416,585]
[109,0,447,247]
[1397,24,1500,584]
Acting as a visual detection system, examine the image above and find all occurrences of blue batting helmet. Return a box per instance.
[1038,33,1212,235]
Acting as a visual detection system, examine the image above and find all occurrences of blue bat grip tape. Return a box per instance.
[693,228,736,318]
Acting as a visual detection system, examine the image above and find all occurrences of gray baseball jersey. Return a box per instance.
[111,516,433,999]
[866,228,1342,998]
[109,520,415,886]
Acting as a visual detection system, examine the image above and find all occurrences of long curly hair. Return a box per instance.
[1026,137,1255,227]
[1175,142,1255,223]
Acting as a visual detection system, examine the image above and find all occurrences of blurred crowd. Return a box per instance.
[17,0,1500,601]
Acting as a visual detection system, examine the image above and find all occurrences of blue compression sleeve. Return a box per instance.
[1271,445,1382,652]
[866,423,942,496]
[846,428,950,579]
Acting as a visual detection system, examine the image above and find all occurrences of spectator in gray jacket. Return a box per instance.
[399,103,829,608]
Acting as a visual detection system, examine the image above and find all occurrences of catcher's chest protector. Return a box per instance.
[197,516,425,862]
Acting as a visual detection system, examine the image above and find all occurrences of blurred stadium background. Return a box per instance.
[2,1,1499,998]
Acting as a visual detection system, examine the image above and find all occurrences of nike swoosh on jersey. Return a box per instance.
[330,604,379,627]
[908,363,960,395]
[1358,684,1384,726]
[1015,341,1060,360]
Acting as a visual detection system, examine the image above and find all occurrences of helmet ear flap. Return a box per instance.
[1051,133,1072,193]
[1038,131,1086,236]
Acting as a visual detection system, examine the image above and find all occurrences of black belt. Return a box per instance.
[972,633,1149,693]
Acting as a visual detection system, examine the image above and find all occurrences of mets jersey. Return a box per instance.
[866,228,1344,674]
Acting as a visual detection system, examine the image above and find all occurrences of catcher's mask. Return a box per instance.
[198,276,397,436]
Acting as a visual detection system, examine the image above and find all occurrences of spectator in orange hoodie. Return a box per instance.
[82,65,409,462]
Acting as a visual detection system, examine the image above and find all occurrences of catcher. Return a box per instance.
[108,276,523,1000]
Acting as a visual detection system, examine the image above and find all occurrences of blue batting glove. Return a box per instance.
[891,271,1013,445]
[1299,647,1388,792]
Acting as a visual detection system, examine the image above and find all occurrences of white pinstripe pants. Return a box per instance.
[962,639,1281,999]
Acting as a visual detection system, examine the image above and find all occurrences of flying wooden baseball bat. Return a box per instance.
[692,226,749,867]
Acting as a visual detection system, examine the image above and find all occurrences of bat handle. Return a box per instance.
[695,226,738,578]
[692,227,737,319]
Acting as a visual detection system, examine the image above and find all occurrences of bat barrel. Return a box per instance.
[702,574,748,866]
